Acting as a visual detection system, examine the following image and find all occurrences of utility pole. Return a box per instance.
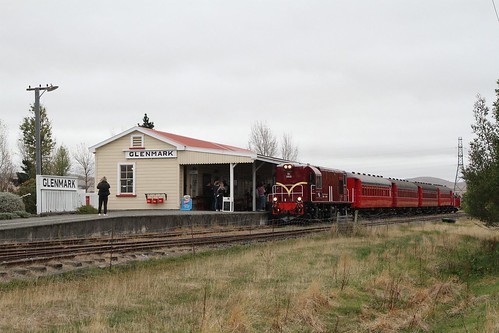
[26,84,59,175]
[453,137,465,195]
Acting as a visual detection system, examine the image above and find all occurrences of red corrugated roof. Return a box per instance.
[143,128,253,154]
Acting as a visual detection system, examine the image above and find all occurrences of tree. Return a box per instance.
[17,178,36,214]
[16,159,34,185]
[248,121,278,157]
[48,145,71,176]
[281,132,299,161]
[462,80,499,225]
[0,120,15,191]
[138,113,154,129]
[73,143,94,192]
[19,104,56,175]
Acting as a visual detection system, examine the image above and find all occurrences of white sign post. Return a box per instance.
[36,175,79,215]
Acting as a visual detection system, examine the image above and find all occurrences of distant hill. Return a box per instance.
[406,177,466,194]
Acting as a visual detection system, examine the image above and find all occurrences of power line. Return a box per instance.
[493,0,499,23]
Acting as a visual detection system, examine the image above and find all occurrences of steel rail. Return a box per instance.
[0,226,326,266]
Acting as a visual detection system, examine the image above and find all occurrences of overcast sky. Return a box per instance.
[1,1,498,182]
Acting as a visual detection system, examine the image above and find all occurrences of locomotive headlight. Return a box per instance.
[283,164,293,170]
[272,196,278,208]
[297,197,302,202]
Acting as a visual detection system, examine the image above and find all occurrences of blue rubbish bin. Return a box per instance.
[180,195,192,211]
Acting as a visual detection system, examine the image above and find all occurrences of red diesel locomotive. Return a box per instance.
[269,163,458,219]
[270,163,350,219]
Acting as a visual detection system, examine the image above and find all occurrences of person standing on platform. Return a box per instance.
[212,180,220,210]
[97,176,111,216]
[215,180,226,211]
[256,182,266,211]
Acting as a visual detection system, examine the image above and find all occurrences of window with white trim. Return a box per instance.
[131,135,144,148]
[119,163,135,194]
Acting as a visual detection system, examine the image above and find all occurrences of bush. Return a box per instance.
[0,192,25,213]
[76,205,98,214]
[438,235,499,280]
[0,212,16,220]
[17,179,36,214]
[13,211,31,218]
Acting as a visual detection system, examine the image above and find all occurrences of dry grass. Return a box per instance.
[0,218,497,332]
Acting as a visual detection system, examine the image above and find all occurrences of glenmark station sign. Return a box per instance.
[36,175,79,215]
[39,176,77,190]
[125,149,177,159]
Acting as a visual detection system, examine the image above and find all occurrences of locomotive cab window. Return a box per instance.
[309,173,315,185]
[339,176,345,195]
[309,173,322,189]
[316,175,322,189]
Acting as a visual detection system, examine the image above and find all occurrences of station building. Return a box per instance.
[89,126,283,212]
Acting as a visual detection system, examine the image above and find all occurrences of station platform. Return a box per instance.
[0,210,269,243]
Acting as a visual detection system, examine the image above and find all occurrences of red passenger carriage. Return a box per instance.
[390,179,419,213]
[417,182,439,213]
[346,172,392,214]
[436,184,456,213]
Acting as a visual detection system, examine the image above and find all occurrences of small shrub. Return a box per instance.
[76,205,98,214]
[13,211,32,218]
[0,212,16,220]
[17,179,36,214]
[438,236,499,279]
[0,192,25,213]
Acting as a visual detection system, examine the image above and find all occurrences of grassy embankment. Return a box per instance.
[0,218,497,332]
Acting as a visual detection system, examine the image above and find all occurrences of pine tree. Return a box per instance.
[138,113,155,129]
[16,159,35,185]
[47,145,72,176]
[19,104,56,175]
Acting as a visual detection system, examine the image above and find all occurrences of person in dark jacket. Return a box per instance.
[215,180,226,211]
[97,176,111,216]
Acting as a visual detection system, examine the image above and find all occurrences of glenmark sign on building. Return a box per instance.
[125,149,177,159]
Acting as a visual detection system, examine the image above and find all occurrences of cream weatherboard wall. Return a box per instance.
[94,130,181,210]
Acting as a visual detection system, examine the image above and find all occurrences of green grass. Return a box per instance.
[0,220,497,332]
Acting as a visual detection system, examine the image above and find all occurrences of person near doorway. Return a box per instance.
[212,179,220,210]
[215,180,226,211]
[205,182,215,210]
[256,182,266,211]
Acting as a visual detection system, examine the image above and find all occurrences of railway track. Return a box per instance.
[0,213,462,269]
[0,225,328,266]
